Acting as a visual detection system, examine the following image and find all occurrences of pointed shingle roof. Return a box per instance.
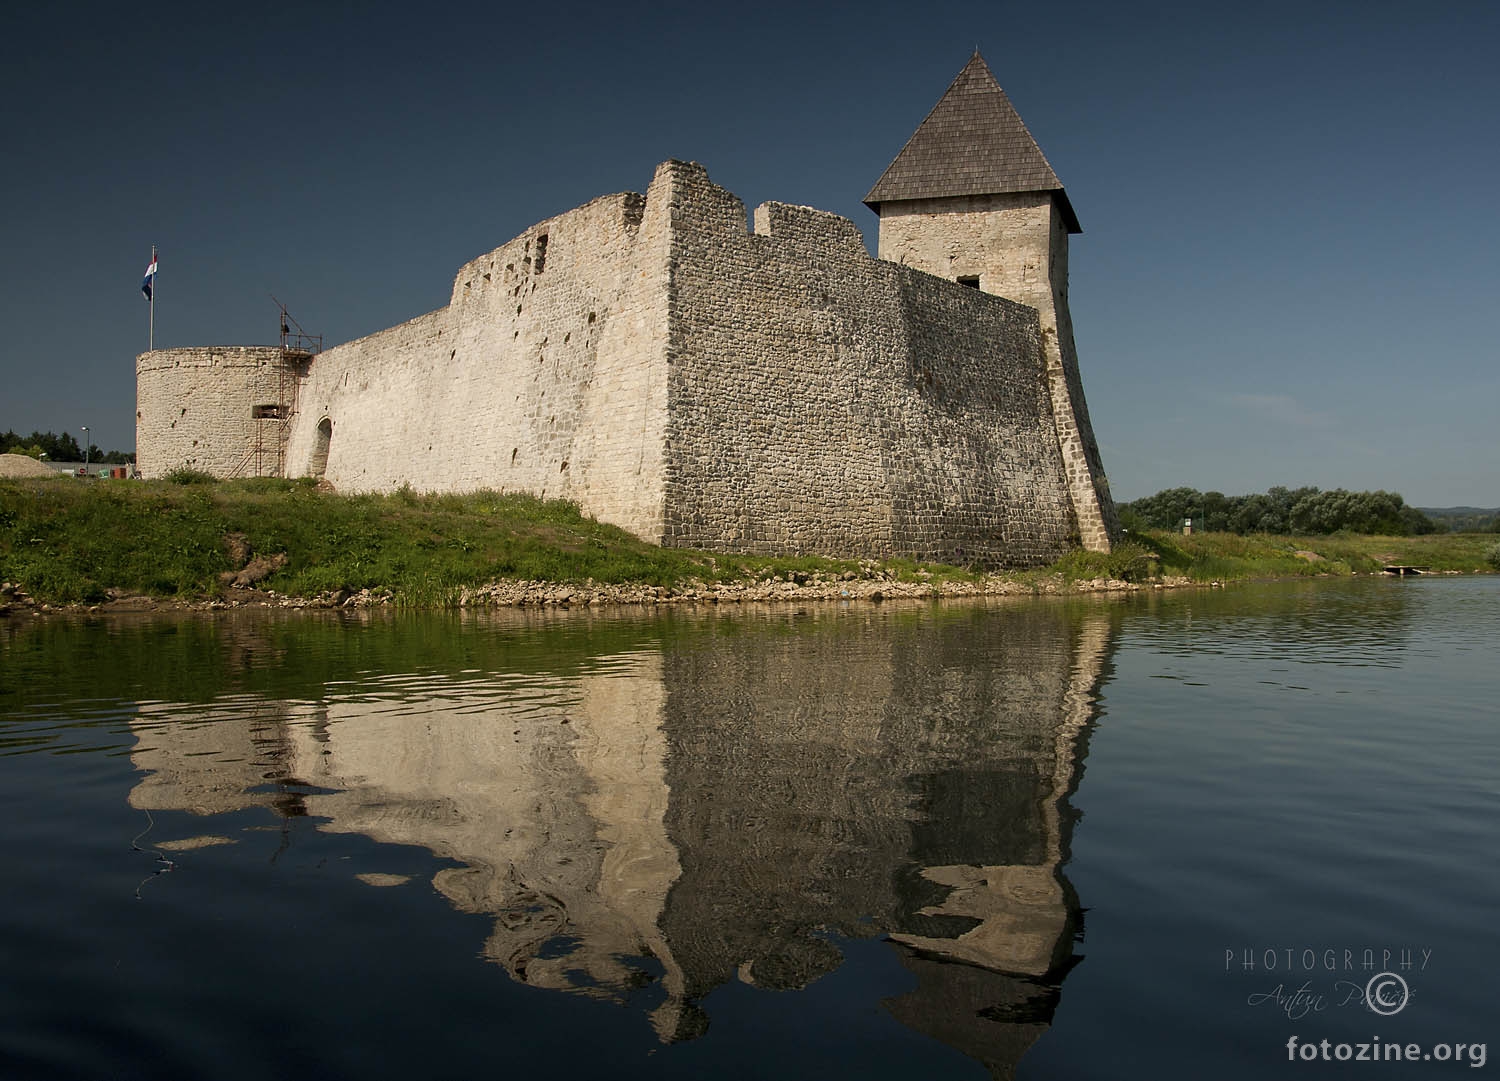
[865,52,1081,233]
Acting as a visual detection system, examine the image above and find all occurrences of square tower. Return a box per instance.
[865,53,1118,551]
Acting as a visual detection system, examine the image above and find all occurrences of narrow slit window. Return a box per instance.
[534,234,548,275]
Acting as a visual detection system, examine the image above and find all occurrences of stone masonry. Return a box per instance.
[136,55,1118,565]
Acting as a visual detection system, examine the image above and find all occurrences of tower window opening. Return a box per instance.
[534,234,548,274]
[957,276,980,289]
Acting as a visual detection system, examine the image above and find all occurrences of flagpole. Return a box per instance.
[149,245,156,351]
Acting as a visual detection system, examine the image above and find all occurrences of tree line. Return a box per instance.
[1119,486,1442,536]
[1421,508,1500,533]
[2,430,135,465]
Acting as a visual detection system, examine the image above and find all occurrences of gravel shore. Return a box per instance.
[1,570,1195,617]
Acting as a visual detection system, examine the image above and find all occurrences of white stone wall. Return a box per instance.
[135,346,289,478]
[876,191,1056,308]
[282,182,674,541]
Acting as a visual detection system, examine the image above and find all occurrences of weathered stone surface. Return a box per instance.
[656,166,1077,566]
[284,186,670,542]
[865,52,1116,553]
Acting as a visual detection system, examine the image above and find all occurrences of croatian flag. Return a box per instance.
[141,250,157,300]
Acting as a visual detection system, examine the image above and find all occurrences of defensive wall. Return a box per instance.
[282,180,671,541]
[138,161,1094,567]
[661,169,1076,565]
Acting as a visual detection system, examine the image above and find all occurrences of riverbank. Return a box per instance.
[1,476,1493,614]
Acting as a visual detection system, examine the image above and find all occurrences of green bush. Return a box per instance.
[1486,544,1500,571]
[1106,540,1159,581]
[1047,540,1159,583]
[162,467,217,485]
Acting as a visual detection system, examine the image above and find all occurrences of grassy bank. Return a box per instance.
[0,476,977,605]
[1130,527,1497,580]
[0,476,1493,607]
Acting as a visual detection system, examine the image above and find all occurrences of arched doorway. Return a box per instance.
[310,417,333,480]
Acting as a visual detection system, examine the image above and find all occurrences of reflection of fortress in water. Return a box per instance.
[128,605,1115,1079]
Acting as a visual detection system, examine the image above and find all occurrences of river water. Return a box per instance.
[0,578,1495,1079]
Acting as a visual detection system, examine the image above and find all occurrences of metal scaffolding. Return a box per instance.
[247,298,321,478]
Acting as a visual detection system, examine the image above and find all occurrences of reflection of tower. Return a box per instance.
[883,612,1113,1079]
[656,603,1117,1075]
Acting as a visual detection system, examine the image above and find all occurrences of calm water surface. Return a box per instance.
[0,578,1495,1079]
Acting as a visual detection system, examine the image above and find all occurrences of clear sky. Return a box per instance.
[2,0,1495,504]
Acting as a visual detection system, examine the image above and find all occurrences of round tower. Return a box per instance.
[135,345,289,478]
[865,53,1118,551]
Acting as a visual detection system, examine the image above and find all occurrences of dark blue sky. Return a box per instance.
[3,0,1495,503]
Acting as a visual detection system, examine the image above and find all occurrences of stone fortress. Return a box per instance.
[136,54,1118,564]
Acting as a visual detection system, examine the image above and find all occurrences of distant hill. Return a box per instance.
[1417,508,1500,532]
